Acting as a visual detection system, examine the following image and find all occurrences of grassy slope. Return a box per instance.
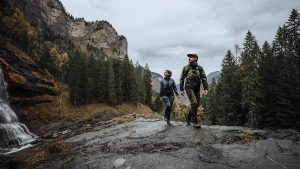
[15,83,162,132]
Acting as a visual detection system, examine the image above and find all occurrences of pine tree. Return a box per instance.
[219,50,243,125]
[278,25,296,128]
[285,9,300,128]
[203,9,300,129]
[67,50,82,106]
[144,63,153,107]
[128,60,138,103]
[106,59,117,105]
[135,62,146,104]
[203,78,220,124]
[86,56,97,101]
[240,31,263,128]
[94,58,106,102]
[112,58,123,104]
[272,11,300,128]
[121,55,131,102]
[121,57,138,103]
[259,41,277,128]
[78,53,89,103]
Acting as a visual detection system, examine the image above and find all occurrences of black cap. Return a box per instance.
[187,54,198,60]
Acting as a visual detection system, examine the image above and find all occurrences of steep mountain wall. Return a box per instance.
[3,0,127,59]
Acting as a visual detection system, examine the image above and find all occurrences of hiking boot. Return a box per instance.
[164,117,167,122]
[186,121,191,126]
[185,113,190,124]
[191,123,201,128]
[167,120,173,126]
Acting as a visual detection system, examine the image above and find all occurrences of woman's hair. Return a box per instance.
[165,70,172,77]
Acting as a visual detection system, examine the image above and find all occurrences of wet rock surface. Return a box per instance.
[35,118,300,169]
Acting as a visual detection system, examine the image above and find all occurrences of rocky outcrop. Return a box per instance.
[0,41,58,106]
[69,20,128,58]
[24,118,300,169]
[151,72,163,93]
[207,71,221,84]
[6,0,127,59]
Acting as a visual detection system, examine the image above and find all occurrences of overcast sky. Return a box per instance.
[60,0,300,82]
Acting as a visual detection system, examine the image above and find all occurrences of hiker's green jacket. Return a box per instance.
[179,63,208,91]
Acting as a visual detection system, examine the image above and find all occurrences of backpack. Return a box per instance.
[183,65,202,79]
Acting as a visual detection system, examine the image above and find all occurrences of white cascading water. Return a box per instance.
[0,67,36,154]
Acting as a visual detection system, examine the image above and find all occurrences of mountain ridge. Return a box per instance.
[3,0,127,59]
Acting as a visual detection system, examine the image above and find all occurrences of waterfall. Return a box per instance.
[0,67,36,154]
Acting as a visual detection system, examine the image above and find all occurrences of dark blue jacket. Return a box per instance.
[159,77,179,97]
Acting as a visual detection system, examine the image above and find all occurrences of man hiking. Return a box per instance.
[180,54,208,128]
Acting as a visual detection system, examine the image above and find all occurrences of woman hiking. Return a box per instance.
[159,70,179,125]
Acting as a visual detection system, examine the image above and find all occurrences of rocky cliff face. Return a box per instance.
[0,0,129,125]
[0,41,58,106]
[0,0,129,116]
[7,0,127,59]
[0,0,128,100]
[151,72,163,93]
[69,20,128,58]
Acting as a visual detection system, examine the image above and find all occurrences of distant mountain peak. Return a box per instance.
[207,71,221,84]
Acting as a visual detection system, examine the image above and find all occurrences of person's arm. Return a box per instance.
[172,79,179,96]
[199,66,209,93]
[179,67,186,92]
[159,80,163,98]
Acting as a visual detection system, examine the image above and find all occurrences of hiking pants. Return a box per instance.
[186,89,201,124]
[162,96,175,122]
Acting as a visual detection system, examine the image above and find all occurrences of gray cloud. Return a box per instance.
[60,0,300,82]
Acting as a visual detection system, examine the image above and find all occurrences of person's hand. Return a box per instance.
[160,97,163,101]
[203,90,208,96]
[180,91,185,96]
